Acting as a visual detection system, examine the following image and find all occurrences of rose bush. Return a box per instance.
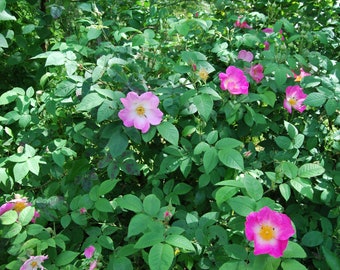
[0,0,339,269]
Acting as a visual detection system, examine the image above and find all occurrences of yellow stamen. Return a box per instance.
[31,261,38,267]
[259,225,276,241]
[136,106,145,116]
[198,68,209,82]
[288,98,297,106]
[295,75,302,82]
[13,201,27,213]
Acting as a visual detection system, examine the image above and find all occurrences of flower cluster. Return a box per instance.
[0,194,40,223]
[245,207,295,258]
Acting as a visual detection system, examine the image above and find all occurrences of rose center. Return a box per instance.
[259,225,275,241]
[136,106,145,116]
[31,261,38,267]
[288,98,297,106]
[13,201,26,213]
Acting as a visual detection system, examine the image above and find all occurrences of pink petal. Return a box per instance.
[0,202,14,215]
[84,246,96,259]
[134,116,150,133]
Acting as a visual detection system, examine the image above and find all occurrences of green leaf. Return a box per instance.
[193,94,213,121]
[260,91,276,107]
[282,162,298,179]
[13,162,29,183]
[325,99,338,116]
[109,257,133,270]
[27,224,44,236]
[215,138,243,150]
[95,198,114,213]
[203,147,218,174]
[0,210,18,225]
[173,183,192,195]
[165,234,195,251]
[290,178,313,199]
[26,156,40,176]
[227,196,256,216]
[148,243,174,270]
[55,80,76,97]
[0,33,8,48]
[157,122,179,146]
[134,231,164,249]
[18,206,35,226]
[117,194,143,213]
[0,0,6,12]
[298,163,325,178]
[281,259,307,270]
[143,194,161,217]
[128,213,152,237]
[87,28,102,40]
[61,214,71,229]
[321,246,340,270]
[279,183,291,201]
[108,129,128,158]
[98,179,120,196]
[55,251,79,267]
[2,222,22,238]
[76,93,104,111]
[304,92,326,107]
[71,211,87,226]
[98,235,114,250]
[242,174,263,201]
[45,51,65,66]
[275,136,292,150]
[283,241,307,258]
[215,186,239,207]
[0,10,16,21]
[301,231,323,247]
[218,148,244,171]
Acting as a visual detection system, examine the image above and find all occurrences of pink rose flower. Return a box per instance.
[118,92,163,133]
[84,245,96,259]
[80,207,87,214]
[238,50,253,62]
[89,260,98,270]
[262,28,274,34]
[283,85,307,113]
[234,17,252,29]
[249,64,264,83]
[0,195,39,223]
[294,68,311,82]
[245,206,295,258]
[263,41,270,50]
[20,255,48,270]
[219,66,249,95]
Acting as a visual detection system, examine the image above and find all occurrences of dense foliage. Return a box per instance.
[0,0,339,269]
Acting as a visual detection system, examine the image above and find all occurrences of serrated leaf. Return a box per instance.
[117,194,143,213]
[165,234,195,251]
[2,222,22,238]
[76,93,104,111]
[218,148,244,171]
[215,186,239,207]
[149,243,174,270]
[157,122,179,146]
[18,206,35,226]
[304,92,326,107]
[13,162,29,183]
[127,213,152,237]
[0,210,18,225]
[95,198,114,213]
[98,179,119,196]
[301,231,323,247]
[298,163,325,178]
[290,178,313,199]
[279,183,291,201]
[283,241,307,258]
[143,194,161,217]
[203,147,218,174]
[242,175,263,201]
[227,196,256,216]
[134,232,164,249]
[193,94,213,121]
[55,251,79,267]
[45,51,65,66]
